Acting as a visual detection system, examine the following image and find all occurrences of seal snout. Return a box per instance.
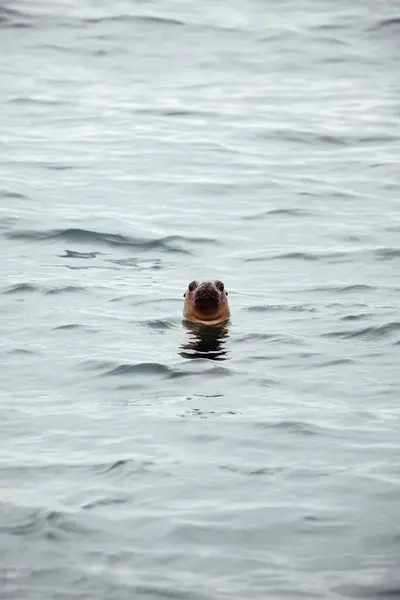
[194,283,220,314]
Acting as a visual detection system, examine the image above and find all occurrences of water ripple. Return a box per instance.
[6,228,215,254]
[246,304,317,313]
[101,362,172,377]
[245,250,348,263]
[3,283,38,295]
[323,322,400,341]
[83,14,186,27]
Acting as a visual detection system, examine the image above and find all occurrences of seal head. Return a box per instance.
[183,280,230,325]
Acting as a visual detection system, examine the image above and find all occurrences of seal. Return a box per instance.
[183,280,230,325]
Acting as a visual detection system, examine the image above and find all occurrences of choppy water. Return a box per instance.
[1,1,400,598]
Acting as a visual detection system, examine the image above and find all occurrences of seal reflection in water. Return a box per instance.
[180,280,230,360]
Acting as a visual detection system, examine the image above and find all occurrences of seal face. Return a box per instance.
[183,280,230,325]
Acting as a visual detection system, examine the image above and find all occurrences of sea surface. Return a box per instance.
[1,1,400,598]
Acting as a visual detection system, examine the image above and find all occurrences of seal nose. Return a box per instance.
[194,283,220,314]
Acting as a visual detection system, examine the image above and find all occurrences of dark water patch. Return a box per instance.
[101,458,153,475]
[368,16,400,32]
[8,228,212,254]
[8,96,70,107]
[3,283,39,295]
[0,7,34,28]
[101,362,173,377]
[334,582,400,598]
[61,249,102,259]
[323,322,400,341]
[0,190,26,199]
[246,304,317,313]
[374,247,400,260]
[42,163,75,172]
[53,324,86,331]
[45,285,87,295]
[246,354,281,362]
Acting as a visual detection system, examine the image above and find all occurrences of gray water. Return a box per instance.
[1,1,400,598]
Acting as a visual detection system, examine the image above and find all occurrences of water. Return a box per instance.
[1,0,400,598]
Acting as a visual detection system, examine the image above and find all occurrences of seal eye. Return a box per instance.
[216,281,224,293]
[188,280,197,293]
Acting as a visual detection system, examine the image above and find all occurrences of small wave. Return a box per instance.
[0,190,26,199]
[245,251,317,262]
[279,129,398,146]
[324,322,400,340]
[0,506,89,538]
[3,283,39,295]
[245,250,347,262]
[101,362,173,377]
[243,208,311,220]
[82,496,129,510]
[3,283,87,296]
[341,313,370,321]
[7,227,213,254]
[316,358,354,367]
[53,324,85,331]
[101,458,152,474]
[84,14,185,27]
[338,284,376,293]
[280,129,350,146]
[45,285,87,295]
[139,319,176,331]
[61,250,101,259]
[255,420,323,436]
[220,464,284,477]
[236,333,277,343]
